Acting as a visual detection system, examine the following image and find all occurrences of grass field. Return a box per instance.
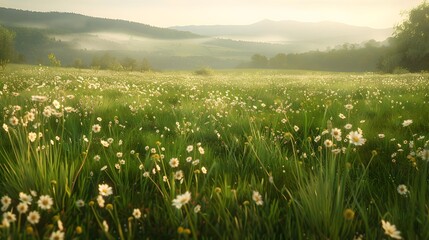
[0,64,428,239]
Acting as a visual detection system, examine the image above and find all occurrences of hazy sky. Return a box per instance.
[0,0,423,28]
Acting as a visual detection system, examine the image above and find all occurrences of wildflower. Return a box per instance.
[37,195,54,210]
[2,124,8,132]
[419,149,429,161]
[344,123,352,129]
[9,116,19,126]
[3,212,16,223]
[98,184,113,196]
[194,204,201,213]
[143,171,150,178]
[1,218,10,228]
[172,191,191,209]
[100,165,108,171]
[186,145,193,152]
[52,100,61,109]
[19,192,33,205]
[402,119,412,127]
[57,219,64,231]
[293,125,299,132]
[324,139,333,148]
[381,220,402,239]
[313,135,321,143]
[92,124,101,133]
[332,148,342,154]
[348,131,366,146]
[174,170,184,180]
[50,230,64,240]
[116,152,123,158]
[132,208,141,219]
[97,195,105,208]
[100,140,109,147]
[192,159,200,165]
[75,199,85,208]
[106,204,113,211]
[75,226,83,234]
[93,155,101,161]
[353,234,364,240]
[28,132,37,142]
[42,106,52,117]
[1,195,12,211]
[378,133,385,138]
[64,107,75,113]
[27,210,40,225]
[16,202,29,214]
[201,166,207,174]
[397,184,409,195]
[198,146,205,154]
[27,112,35,121]
[169,158,179,168]
[339,113,346,119]
[344,104,353,110]
[103,220,109,232]
[331,128,342,141]
[343,208,355,220]
[252,191,263,205]
[31,95,48,102]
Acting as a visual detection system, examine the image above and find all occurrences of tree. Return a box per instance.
[140,58,152,72]
[250,54,269,68]
[48,53,61,67]
[91,53,122,70]
[381,1,429,72]
[269,53,288,68]
[73,58,84,69]
[0,25,15,69]
[121,57,137,71]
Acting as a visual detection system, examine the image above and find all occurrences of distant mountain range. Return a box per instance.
[171,19,393,48]
[0,7,393,69]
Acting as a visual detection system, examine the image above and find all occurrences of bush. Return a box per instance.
[194,67,214,76]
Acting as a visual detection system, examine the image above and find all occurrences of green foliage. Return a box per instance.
[48,53,61,67]
[248,42,389,72]
[140,58,152,72]
[0,25,15,69]
[91,53,123,71]
[250,54,269,68]
[0,66,428,239]
[121,57,137,71]
[194,67,214,76]
[380,1,429,72]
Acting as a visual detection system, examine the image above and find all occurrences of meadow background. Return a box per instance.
[0,64,428,239]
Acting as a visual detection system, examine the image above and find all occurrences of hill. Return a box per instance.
[0,7,200,39]
[171,19,393,51]
[0,7,392,70]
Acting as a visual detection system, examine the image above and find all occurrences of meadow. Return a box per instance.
[0,64,428,239]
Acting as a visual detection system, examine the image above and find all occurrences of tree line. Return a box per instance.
[246,40,390,72]
[0,25,153,71]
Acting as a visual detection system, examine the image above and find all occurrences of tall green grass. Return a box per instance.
[0,64,428,239]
